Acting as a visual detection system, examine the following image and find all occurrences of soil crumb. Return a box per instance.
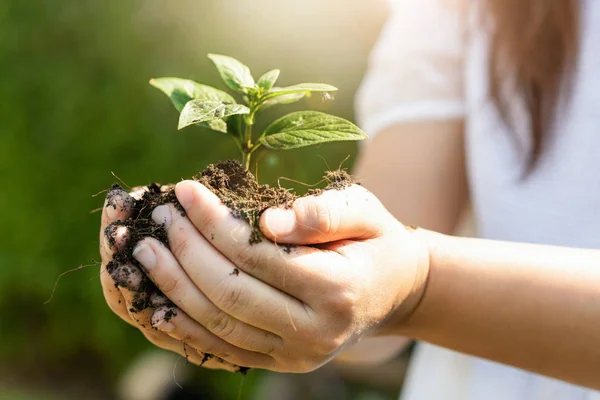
[195,160,298,244]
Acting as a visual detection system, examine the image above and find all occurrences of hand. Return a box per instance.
[132,180,429,372]
[99,185,244,371]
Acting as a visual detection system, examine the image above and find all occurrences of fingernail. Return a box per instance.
[152,205,172,229]
[110,263,146,291]
[264,208,296,238]
[105,184,133,220]
[150,293,172,308]
[106,203,119,220]
[153,320,175,333]
[175,182,194,210]
[104,223,129,249]
[133,243,156,270]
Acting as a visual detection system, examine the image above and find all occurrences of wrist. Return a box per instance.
[396,228,452,338]
[377,226,435,336]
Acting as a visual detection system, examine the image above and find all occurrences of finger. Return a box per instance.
[173,180,345,304]
[151,203,315,341]
[132,236,285,353]
[100,222,131,266]
[259,184,391,245]
[151,305,273,369]
[99,185,150,265]
[108,262,236,371]
[141,329,238,371]
[102,184,134,225]
[110,262,156,329]
[100,262,136,327]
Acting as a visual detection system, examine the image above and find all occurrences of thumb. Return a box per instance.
[259,184,391,245]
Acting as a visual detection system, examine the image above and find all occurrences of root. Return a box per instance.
[277,176,326,189]
[45,261,101,304]
[91,188,109,198]
[111,171,132,190]
[172,355,183,390]
[237,374,246,400]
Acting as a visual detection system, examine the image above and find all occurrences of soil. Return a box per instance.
[104,160,353,373]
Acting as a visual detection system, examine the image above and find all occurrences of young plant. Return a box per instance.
[150,54,367,171]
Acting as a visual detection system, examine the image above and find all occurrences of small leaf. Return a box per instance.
[259,111,368,150]
[207,119,228,133]
[257,69,280,92]
[259,92,307,111]
[150,77,235,110]
[261,83,338,101]
[208,54,255,94]
[179,100,250,130]
[150,77,236,133]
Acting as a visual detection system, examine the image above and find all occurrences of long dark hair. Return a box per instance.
[487,0,579,165]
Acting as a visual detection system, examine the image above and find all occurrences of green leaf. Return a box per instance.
[261,83,338,101]
[259,92,307,111]
[150,77,236,133]
[149,77,236,110]
[259,111,368,150]
[257,69,280,92]
[206,119,228,133]
[178,100,250,130]
[207,54,255,94]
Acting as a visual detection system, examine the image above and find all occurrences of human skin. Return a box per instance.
[100,170,600,389]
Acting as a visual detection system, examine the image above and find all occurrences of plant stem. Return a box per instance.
[242,151,251,171]
[244,119,252,150]
[242,109,256,171]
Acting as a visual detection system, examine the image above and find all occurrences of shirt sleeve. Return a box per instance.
[355,0,468,138]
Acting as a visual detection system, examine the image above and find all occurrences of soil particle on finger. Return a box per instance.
[236,366,250,375]
[105,183,134,213]
[163,308,177,322]
[195,160,298,244]
[200,353,214,366]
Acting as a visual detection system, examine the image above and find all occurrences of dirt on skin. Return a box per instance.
[104,160,353,372]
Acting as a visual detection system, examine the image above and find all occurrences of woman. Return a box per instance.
[350,0,600,398]
[98,0,600,397]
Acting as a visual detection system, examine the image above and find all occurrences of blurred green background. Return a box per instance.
[0,0,408,398]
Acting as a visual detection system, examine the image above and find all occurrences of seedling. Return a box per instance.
[101,55,366,373]
[150,54,367,171]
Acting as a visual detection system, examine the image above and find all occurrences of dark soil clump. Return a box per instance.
[195,160,298,244]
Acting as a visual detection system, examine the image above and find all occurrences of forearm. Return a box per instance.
[335,337,411,365]
[401,230,600,389]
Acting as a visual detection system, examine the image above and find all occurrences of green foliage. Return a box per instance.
[260,83,338,101]
[259,111,367,150]
[259,92,307,110]
[208,54,255,94]
[150,77,236,133]
[151,54,367,169]
[149,77,236,110]
[256,69,280,92]
[178,100,249,130]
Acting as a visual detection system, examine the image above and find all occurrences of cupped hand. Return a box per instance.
[99,185,244,371]
[130,180,430,373]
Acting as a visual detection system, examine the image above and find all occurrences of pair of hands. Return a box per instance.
[99,180,429,372]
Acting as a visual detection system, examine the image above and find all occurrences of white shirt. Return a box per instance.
[356,0,600,399]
